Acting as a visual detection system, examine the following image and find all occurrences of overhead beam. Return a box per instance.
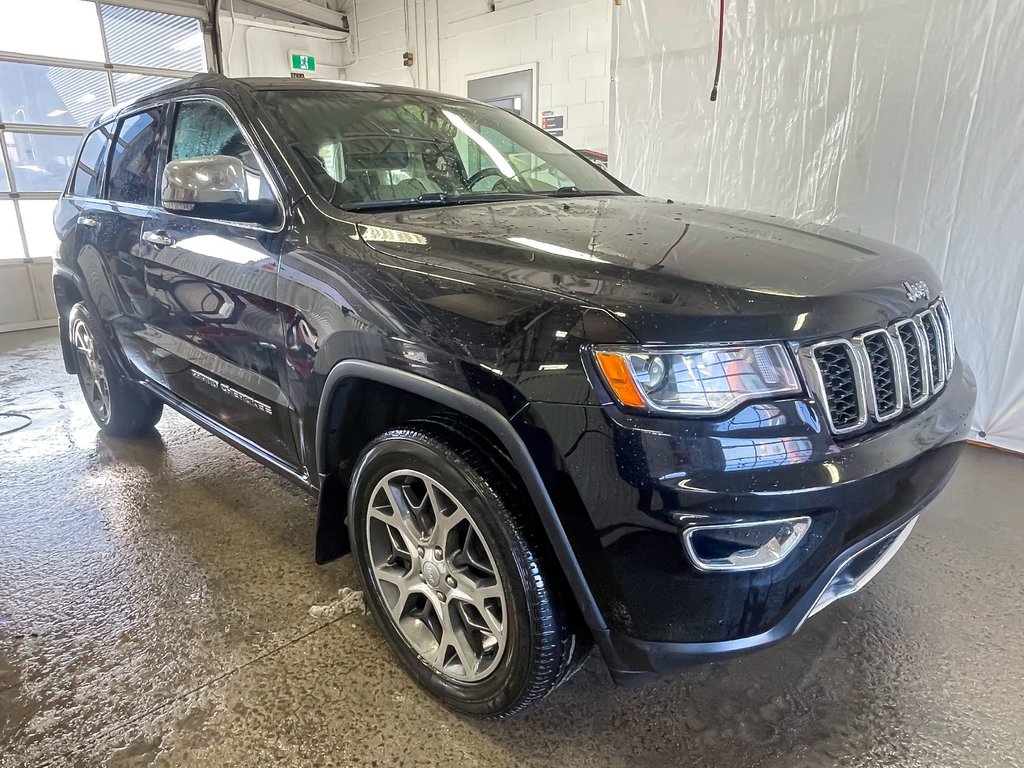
[240,0,349,32]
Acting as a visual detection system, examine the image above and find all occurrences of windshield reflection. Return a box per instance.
[259,89,625,211]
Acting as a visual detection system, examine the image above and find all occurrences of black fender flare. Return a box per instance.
[313,359,609,638]
[52,264,90,374]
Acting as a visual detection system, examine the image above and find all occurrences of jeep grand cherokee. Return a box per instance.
[53,74,976,718]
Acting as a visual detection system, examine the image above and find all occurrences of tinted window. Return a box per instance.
[108,109,162,205]
[71,123,114,198]
[170,100,275,205]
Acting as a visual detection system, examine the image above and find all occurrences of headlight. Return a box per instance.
[593,344,801,415]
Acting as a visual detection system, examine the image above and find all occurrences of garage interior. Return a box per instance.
[1,0,1022,766]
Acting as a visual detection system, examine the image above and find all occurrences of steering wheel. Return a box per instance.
[466,167,508,190]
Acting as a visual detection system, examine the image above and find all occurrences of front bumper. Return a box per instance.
[514,358,975,680]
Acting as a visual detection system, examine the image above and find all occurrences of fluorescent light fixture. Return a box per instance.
[46,109,68,117]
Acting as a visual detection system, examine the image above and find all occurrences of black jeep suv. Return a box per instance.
[53,74,975,718]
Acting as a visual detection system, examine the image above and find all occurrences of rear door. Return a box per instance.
[67,110,166,380]
[139,95,300,466]
[101,106,168,379]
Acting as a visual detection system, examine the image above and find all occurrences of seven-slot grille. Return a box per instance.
[801,296,955,435]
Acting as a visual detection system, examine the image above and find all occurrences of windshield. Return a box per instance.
[258,88,626,211]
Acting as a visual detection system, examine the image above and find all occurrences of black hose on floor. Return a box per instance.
[0,412,32,437]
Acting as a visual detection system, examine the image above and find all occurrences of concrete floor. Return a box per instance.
[0,327,1022,768]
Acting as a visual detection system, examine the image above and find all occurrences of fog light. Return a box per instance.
[682,517,811,572]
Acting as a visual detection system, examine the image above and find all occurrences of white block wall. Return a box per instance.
[346,0,612,151]
[219,12,351,79]
[345,0,416,85]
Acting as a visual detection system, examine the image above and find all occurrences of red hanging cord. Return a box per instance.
[710,0,725,101]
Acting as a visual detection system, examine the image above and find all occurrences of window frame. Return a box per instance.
[106,103,166,207]
[163,94,287,234]
[68,119,116,201]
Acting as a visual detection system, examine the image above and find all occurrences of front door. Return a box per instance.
[139,96,300,467]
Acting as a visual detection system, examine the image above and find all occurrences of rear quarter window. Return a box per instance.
[72,123,114,198]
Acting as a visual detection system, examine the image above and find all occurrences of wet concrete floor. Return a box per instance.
[1,327,1022,767]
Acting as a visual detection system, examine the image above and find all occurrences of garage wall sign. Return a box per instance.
[542,110,565,137]
[290,52,316,73]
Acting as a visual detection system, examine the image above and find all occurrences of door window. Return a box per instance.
[169,100,276,207]
[108,109,162,206]
[72,123,114,198]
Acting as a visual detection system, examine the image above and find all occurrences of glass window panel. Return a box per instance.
[73,124,114,198]
[0,149,9,193]
[0,0,105,62]
[0,201,27,261]
[112,73,179,105]
[109,110,162,205]
[0,62,112,127]
[101,5,207,72]
[19,200,61,260]
[171,101,250,161]
[6,132,82,193]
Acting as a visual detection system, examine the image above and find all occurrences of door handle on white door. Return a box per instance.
[142,230,174,247]
[77,215,99,228]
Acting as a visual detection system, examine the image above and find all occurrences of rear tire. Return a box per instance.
[349,425,588,718]
[68,302,162,437]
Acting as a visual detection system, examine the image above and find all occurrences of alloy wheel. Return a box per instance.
[365,469,508,682]
[71,319,111,422]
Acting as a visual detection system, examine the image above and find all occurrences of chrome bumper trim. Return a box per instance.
[803,514,919,622]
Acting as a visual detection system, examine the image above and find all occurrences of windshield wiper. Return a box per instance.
[341,192,540,212]
[548,186,624,197]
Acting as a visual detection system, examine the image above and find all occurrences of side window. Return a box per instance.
[170,100,275,205]
[108,109,162,206]
[72,123,114,198]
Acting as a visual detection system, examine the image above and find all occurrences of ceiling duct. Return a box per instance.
[239,0,349,32]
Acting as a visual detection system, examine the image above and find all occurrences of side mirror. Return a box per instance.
[161,155,279,225]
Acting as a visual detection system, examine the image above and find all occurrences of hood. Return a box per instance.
[357,196,941,344]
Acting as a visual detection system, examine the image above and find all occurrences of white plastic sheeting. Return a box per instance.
[610,0,1024,453]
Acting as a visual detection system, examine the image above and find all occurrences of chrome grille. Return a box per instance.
[800,296,956,435]
[813,344,861,429]
[896,320,928,405]
[860,330,901,420]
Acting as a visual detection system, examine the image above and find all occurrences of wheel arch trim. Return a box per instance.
[52,264,89,374]
[313,359,609,636]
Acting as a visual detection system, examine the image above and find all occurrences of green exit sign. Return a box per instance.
[290,52,316,72]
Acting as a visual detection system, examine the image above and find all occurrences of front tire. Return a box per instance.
[349,426,587,718]
[68,302,162,437]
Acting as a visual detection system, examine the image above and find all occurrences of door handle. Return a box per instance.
[143,230,175,248]
[77,215,99,228]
